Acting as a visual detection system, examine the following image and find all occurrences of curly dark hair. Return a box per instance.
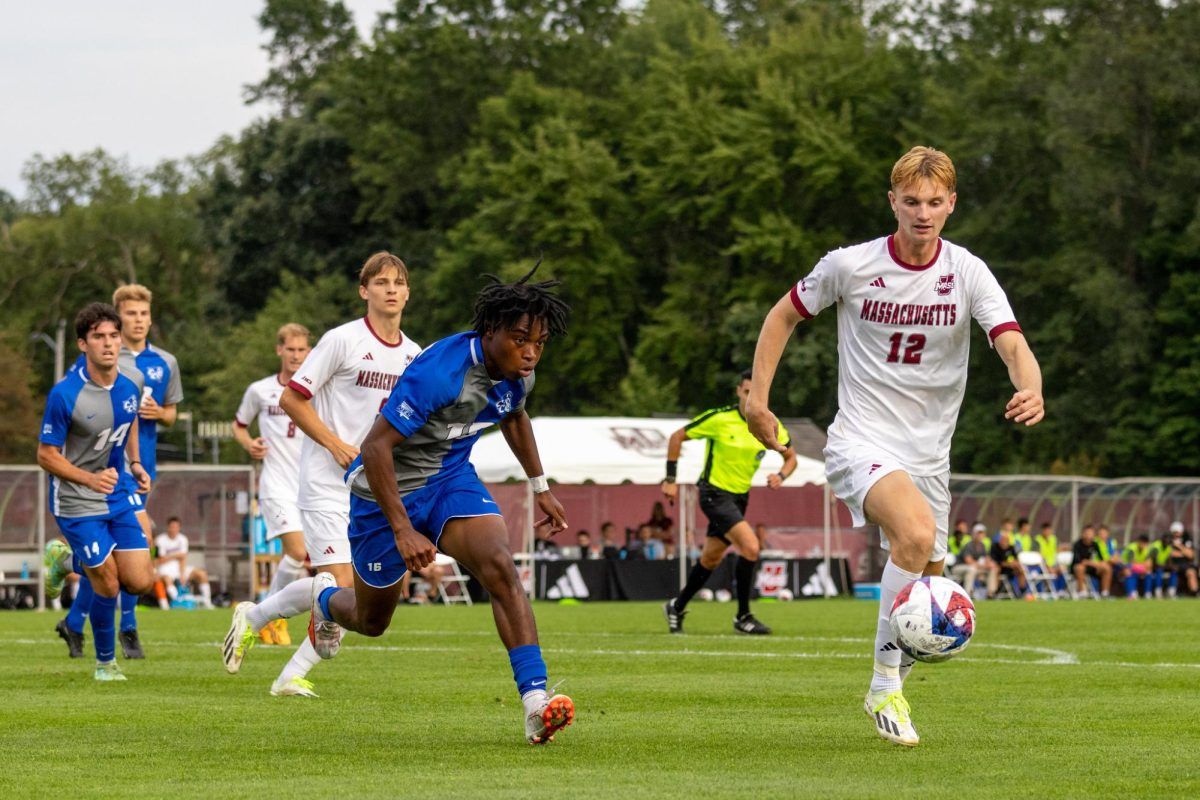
[74,302,122,340]
[472,260,570,337]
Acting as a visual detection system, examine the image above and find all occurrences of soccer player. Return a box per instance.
[58,284,183,660]
[38,303,154,680]
[223,252,420,699]
[228,266,577,744]
[661,369,798,635]
[153,516,213,608]
[233,323,313,646]
[744,146,1044,746]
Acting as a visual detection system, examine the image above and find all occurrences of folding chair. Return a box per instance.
[1017,551,1057,600]
[433,552,473,605]
[1057,551,1099,600]
[991,566,1017,599]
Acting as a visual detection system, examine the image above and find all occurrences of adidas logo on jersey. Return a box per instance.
[869,463,882,475]
[361,353,375,361]
[322,546,336,555]
[546,565,590,600]
[869,277,886,288]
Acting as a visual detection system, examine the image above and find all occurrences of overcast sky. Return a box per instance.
[0,0,394,197]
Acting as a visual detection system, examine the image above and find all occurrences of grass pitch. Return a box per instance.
[3,599,1197,799]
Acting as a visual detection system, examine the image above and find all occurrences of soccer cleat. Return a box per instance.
[55,618,84,658]
[663,599,686,634]
[223,601,257,674]
[119,629,145,659]
[864,690,919,747]
[308,572,341,660]
[733,613,772,635]
[270,676,318,698]
[258,621,278,646]
[94,661,127,682]
[526,694,575,744]
[43,540,72,600]
[273,618,292,646]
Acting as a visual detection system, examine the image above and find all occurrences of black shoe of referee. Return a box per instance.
[663,599,686,634]
[55,618,84,658]
[733,613,771,635]
[120,629,146,659]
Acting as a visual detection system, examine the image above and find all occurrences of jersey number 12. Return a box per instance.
[886,333,926,365]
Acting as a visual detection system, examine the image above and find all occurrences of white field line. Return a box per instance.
[10,636,1196,669]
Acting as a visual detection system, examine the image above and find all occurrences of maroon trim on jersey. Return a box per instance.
[234,419,249,428]
[287,379,313,399]
[988,321,1023,343]
[363,316,403,348]
[789,285,813,319]
[275,373,288,387]
[887,235,942,271]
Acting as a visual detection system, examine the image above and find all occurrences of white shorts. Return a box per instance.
[157,562,195,583]
[302,508,350,567]
[260,497,303,541]
[824,440,951,562]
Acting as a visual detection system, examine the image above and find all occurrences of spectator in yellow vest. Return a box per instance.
[1122,534,1155,599]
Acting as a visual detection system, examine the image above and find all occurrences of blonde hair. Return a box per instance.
[358,251,408,286]
[112,283,153,310]
[276,322,310,346]
[891,146,956,192]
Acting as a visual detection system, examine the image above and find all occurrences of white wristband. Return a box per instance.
[529,475,549,494]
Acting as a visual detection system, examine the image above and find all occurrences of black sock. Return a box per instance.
[735,556,757,617]
[675,564,714,612]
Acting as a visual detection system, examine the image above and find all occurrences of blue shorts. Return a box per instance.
[349,470,501,588]
[55,506,148,570]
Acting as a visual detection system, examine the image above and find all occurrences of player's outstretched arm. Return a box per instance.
[994,331,1044,427]
[359,415,436,570]
[279,386,359,468]
[500,410,568,536]
[747,294,805,451]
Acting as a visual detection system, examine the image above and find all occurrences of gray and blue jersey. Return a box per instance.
[40,365,144,518]
[347,332,533,500]
[71,342,182,478]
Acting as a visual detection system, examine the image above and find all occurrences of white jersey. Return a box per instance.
[791,235,1020,475]
[288,317,421,511]
[155,532,188,560]
[235,374,305,502]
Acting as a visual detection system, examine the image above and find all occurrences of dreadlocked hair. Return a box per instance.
[472,260,570,337]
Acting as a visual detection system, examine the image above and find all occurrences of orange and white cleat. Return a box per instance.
[526,694,575,745]
[258,621,278,646]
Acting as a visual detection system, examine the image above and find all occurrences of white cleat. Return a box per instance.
[308,572,342,660]
[270,676,318,698]
[525,693,576,745]
[864,690,919,747]
[223,602,256,674]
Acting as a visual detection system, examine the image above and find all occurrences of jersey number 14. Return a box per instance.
[93,423,132,451]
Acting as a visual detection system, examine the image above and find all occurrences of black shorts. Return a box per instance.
[698,481,748,544]
[1170,558,1197,573]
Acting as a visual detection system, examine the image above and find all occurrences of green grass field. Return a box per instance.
[3,599,1198,799]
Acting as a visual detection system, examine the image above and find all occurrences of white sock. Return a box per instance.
[248,577,313,632]
[871,559,922,694]
[522,689,548,718]
[158,596,170,611]
[166,583,178,601]
[199,582,212,606]
[51,597,62,611]
[269,555,307,596]
[277,636,321,684]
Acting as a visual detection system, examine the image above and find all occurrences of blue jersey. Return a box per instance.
[40,364,144,518]
[347,332,534,499]
[72,342,182,478]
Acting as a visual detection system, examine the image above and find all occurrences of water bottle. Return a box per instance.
[20,560,30,579]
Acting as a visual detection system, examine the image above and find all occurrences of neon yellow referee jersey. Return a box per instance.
[684,405,791,495]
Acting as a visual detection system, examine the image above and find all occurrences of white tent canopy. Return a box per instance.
[470,416,826,486]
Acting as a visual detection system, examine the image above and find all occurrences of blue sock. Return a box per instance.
[67,574,95,634]
[318,587,340,621]
[119,590,139,632]
[508,644,547,696]
[91,593,117,663]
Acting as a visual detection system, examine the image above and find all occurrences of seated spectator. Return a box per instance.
[1012,518,1033,553]
[1071,525,1112,597]
[576,530,601,560]
[599,521,621,559]
[400,563,444,604]
[947,519,971,561]
[1122,534,1156,599]
[994,517,1015,544]
[154,517,214,609]
[1096,525,1126,585]
[988,531,1030,598]
[1164,521,1199,597]
[1035,522,1068,595]
[621,526,644,560]
[644,501,675,548]
[950,524,993,599]
[639,524,666,560]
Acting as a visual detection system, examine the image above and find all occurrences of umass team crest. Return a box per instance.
[934,274,955,296]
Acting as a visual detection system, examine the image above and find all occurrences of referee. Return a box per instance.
[662,369,798,635]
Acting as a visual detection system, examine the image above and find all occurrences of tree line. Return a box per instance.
[2,0,1198,475]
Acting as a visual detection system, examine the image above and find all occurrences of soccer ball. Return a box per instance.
[776,588,794,601]
[888,575,975,663]
[697,588,715,602]
[714,588,732,603]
